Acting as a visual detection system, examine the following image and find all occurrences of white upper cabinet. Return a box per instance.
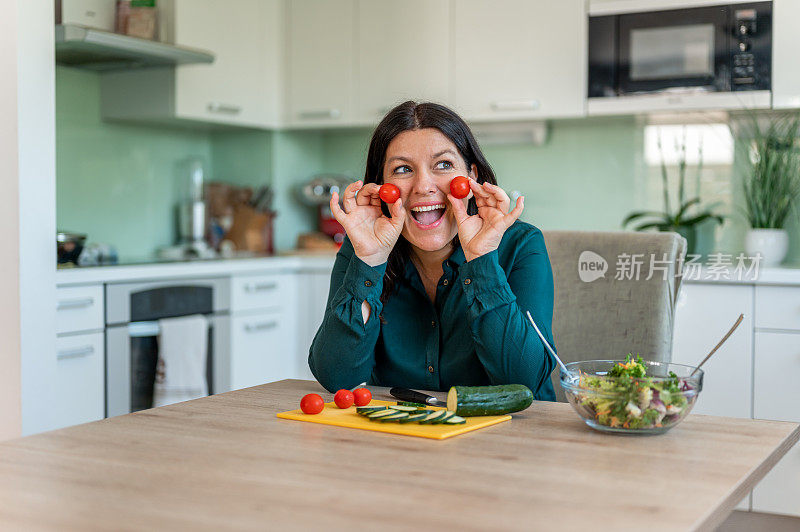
[772,0,800,109]
[286,0,356,127]
[452,0,586,121]
[172,0,282,127]
[356,0,450,123]
[101,0,282,128]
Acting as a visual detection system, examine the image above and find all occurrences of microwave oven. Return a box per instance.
[588,2,772,99]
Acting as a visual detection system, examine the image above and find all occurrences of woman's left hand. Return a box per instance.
[447,179,524,262]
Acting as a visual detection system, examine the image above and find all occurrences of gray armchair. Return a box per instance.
[542,231,687,402]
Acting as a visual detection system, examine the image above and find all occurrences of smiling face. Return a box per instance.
[382,128,475,254]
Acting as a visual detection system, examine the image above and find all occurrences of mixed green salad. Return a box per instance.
[576,354,691,430]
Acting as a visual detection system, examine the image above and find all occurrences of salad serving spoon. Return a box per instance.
[690,313,744,377]
[526,311,569,374]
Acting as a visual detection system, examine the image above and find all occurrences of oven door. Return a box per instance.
[106,314,230,417]
[618,6,729,94]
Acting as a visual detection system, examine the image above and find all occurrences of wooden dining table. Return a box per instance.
[0,379,796,531]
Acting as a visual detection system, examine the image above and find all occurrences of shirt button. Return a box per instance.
[442,279,449,286]
[364,280,372,287]
[431,320,436,328]
[428,365,434,374]
[464,278,472,285]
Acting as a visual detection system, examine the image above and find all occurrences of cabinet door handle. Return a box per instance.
[244,321,278,333]
[297,108,341,120]
[244,282,277,293]
[207,102,242,115]
[57,297,95,311]
[57,346,95,360]
[491,99,540,112]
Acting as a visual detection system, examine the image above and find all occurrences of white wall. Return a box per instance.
[0,0,57,439]
[18,0,57,436]
[0,0,22,440]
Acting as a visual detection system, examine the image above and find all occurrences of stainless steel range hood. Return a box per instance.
[55,24,214,71]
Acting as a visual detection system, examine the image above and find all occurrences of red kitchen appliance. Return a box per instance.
[298,174,351,246]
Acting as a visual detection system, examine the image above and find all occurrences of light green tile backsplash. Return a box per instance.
[57,67,799,262]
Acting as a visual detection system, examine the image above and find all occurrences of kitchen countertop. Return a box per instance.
[0,379,796,531]
[55,251,338,286]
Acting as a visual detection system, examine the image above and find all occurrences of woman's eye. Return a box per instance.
[435,160,454,170]
[393,165,412,175]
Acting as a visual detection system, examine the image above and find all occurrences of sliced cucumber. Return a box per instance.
[367,409,400,419]
[356,406,387,415]
[419,410,448,424]
[387,405,419,412]
[378,412,409,422]
[398,412,429,424]
[432,411,456,424]
[443,415,466,425]
[397,401,427,407]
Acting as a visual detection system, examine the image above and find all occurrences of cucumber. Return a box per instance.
[367,409,400,419]
[378,412,409,422]
[444,415,466,425]
[398,412,429,424]
[446,384,533,416]
[356,406,387,415]
[418,410,448,424]
[387,405,419,412]
[431,411,455,424]
[397,401,426,407]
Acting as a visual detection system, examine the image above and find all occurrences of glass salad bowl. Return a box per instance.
[560,358,704,435]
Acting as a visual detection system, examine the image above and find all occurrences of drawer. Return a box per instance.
[230,312,296,390]
[56,285,105,335]
[755,285,800,331]
[230,273,295,314]
[54,332,105,428]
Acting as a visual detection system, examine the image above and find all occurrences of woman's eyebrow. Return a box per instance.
[386,155,412,164]
[432,149,457,158]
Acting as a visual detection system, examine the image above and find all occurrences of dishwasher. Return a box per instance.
[105,277,231,417]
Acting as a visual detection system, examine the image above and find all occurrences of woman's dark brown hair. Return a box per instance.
[362,101,498,304]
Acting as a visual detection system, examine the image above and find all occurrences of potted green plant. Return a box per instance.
[740,114,800,267]
[622,130,724,255]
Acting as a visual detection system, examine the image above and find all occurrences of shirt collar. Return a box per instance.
[401,240,466,280]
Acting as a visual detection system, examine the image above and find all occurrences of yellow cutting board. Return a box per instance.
[276,399,511,440]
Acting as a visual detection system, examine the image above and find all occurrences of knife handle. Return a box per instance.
[389,387,436,405]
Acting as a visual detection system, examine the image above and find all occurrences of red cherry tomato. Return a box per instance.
[449,176,471,199]
[379,183,401,204]
[334,389,355,409]
[300,393,324,415]
[352,388,372,407]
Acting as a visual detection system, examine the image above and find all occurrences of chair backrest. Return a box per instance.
[542,230,687,402]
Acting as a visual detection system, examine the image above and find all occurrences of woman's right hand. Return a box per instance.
[330,181,406,267]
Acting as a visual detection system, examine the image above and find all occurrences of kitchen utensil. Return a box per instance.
[56,231,87,264]
[526,311,569,375]
[276,399,510,440]
[690,314,744,377]
[560,360,703,434]
[389,387,447,407]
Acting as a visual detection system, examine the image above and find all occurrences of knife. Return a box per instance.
[389,387,447,408]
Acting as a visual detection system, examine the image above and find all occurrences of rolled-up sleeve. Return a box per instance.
[308,237,385,392]
[457,229,556,400]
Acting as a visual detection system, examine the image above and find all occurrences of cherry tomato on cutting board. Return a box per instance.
[334,389,355,409]
[449,175,471,199]
[300,393,325,415]
[352,388,372,406]
[379,183,401,204]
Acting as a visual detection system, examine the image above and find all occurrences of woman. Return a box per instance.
[309,101,556,401]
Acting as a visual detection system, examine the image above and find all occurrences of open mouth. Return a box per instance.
[410,203,446,228]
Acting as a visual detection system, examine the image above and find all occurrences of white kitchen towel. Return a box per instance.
[153,314,209,407]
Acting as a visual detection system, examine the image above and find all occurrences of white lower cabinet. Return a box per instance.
[54,332,105,429]
[752,330,800,517]
[672,283,754,418]
[296,270,334,381]
[230,311,296,390]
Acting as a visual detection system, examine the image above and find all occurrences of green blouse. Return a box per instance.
[308,220,557,401]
